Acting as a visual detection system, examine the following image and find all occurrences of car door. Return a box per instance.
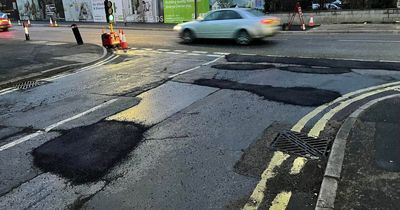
[216,10,244,38]
[195,11,222,38]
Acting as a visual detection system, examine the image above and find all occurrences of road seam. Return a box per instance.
[315,94,400,210]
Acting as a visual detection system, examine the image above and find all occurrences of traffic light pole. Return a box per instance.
[109,23,113,32]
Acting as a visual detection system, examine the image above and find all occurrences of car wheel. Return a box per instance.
[236,30,252,45]
[182,30,194,44]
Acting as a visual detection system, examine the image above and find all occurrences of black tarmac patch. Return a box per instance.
[193,79,341,106]
[280,66,351,74]
[32,121,146,184]
[226,54,400,71]
[211,64,275,70]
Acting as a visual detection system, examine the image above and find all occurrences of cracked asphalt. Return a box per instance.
[1,26,400,209]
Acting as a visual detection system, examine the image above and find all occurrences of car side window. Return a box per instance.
[219,11,242,20]
[204,11,221,21]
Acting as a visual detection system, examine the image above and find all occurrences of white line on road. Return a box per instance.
[0,131,44,151]
[158,49,171,52]
[201,56,223,66]
[0,99,118,152]
[166,51,181,55]
[168,56,222,78]
[206,54,222,57]
[0,88,17,96]
[142,48,153,51]
[174,50,187,53]
[192,51,208,54]
[186,53,201,56]
[213,52,230,55]
[338,39,400,43]
[168,66,200,78]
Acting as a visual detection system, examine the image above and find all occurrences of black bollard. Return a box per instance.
[71,24,83,45]
[23,22,30,41]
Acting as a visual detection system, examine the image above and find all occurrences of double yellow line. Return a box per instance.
[243,80,400,210]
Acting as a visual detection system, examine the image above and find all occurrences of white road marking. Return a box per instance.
[174,50,187,53]
[0,131,44,151]
[0,99,118,152]
[0,88,17,96]
[201,56,223,66]
[206,54,222,57]
[46,55,120,81]
[213,52,230,55]
[168,66,200,78]
[338,39,400,43]
[192,51,207,54]
[142,48,153,51]
[129,47,137,50]
[186,53,201,56]
[158,49,171,52]
[166,51,180,55]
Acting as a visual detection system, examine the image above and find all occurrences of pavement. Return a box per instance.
[21,20,400,33]
[317,95,400,210]
[0,39,106,88]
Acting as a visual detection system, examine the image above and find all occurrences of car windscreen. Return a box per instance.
[246,9,265,17]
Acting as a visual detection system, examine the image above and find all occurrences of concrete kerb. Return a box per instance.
[0,44,109,89]
[29,23,174,31]
[315,93,400,210]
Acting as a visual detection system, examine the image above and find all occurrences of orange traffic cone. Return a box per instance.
[120,30,128,50]
[309,16,315,27]
[54,20,58,27]
[49,18,53,26]
[118,29,122,42]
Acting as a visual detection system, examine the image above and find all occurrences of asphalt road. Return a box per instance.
[2,26,400,61]
[1,26,400,209]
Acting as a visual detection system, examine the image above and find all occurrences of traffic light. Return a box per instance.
[104,0,114,23]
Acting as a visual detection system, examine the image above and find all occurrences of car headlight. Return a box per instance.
[173,25,182,31]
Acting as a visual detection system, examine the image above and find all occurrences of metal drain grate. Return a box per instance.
[14,81,47,90]
[270,130,329,159]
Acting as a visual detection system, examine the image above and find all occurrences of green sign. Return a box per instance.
[164,0,209,23]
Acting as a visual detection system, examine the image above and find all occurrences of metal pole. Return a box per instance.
[194,0,198,19]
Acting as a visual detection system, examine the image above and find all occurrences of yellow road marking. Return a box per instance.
[243,151,290,210]
[290,157,307,175]
[244,82,400,210]
[308,84,400,137]
[291,81,400,133]
[269,191,292,210]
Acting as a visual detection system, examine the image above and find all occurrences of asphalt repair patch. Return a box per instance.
[225,54,400,71]
[211,64,275,70]
[32,121,146,184]
[193,79,341,106]
[279,66,351,74]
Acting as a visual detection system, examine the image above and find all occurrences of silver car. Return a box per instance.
[173,8,280,45]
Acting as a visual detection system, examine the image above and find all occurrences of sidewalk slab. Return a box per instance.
[334,97,400,209]
[0,39,105,88]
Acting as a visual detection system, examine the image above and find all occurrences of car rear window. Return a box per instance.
[0,13,8,19]
[247,9,265,17]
